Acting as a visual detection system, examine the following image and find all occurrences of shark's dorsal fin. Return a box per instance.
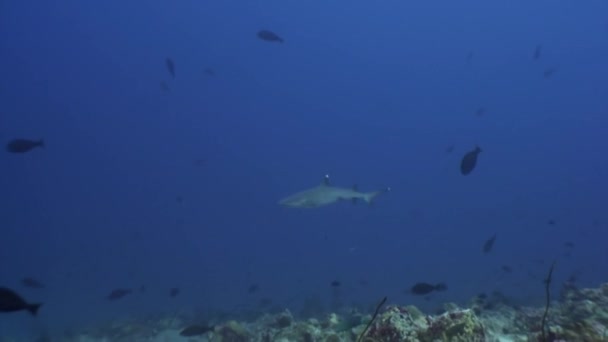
[321,174,330,186]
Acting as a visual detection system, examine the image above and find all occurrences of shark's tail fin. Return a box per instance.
[363,187,391,204]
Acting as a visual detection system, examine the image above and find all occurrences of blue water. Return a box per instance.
[1,0,607,339]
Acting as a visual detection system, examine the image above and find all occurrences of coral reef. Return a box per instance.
[14,282,608,342]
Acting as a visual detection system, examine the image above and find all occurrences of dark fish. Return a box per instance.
[180,324,214,337]
[533,44,542,60]
[0,287,42,316]
[543,67,558,78]
[257,30,284,43]
[170,287,180,298]
[6,139,44,153]
[445,144,455,154]
[460,146,482,175]
[204,68,216,77]
[483,234,497,254]
[547,219,556,225]
[475,107,486,117]
[21,277,45,289]
[564,241,574,248]
[176,196,183,204]
[410,282,447,295]
[248,284,259,294]
[166,58,175,79]
[330,280,341,287]
[139,285,146,293]
[106,288,132,300]
[501,265,513,273]
[160,81,170,92]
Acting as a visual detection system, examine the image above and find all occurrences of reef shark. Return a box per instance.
[278,175,390,208]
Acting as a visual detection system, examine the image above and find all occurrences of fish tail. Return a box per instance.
[38,140,45,148]
[27,303,42,316]
[435,283,448,292]
[363,187,391,204]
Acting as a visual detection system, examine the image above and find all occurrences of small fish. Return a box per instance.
[180,324,214,337]
[248,284,259,294]
[106,288,132,300]
[460,146,482,175]
[475,107,486,117]
[170,287,180,298]
[547,219,556,225]
[483,234,497,254]
[543,67,558,79]
[6,139,44,153]
[564,241,575,248]
[501,265,513,273]
[21,277,45,289]
[257,30,284,43]
[330,280,341,287]
[166,58,175,79]
[160,81,170,92]
[445,144,455,154]
[410,282,447,295]
[204,68,216,77]
[0,287,42,316]
[533,44,542,60]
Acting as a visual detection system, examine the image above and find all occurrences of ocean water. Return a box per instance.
[1,0,607,339]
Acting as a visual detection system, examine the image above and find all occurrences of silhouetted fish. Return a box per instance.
[170,287,180,298]
[0,287,42,316]
[460,146,482,175]
[248,284,259,294]
[501,265,512,273]
[160,80,170,92]
[475,107,486,117]
[21,277,45,289]
[106,288,132,300]
[180,324,214,337]
[257,30,284,43]
[543,67,558,79]
[533,44,542,60]
[166,58,175,78]
[204,68,216,77]
[6,139,44,153]
[410,282,447,295]
[483,234,497,254]
[330,280,341,287]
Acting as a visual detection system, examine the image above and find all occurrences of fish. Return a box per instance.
[475,107,486,117]
[460,146,482,175]
[6,139,44,153]
[483,234,497,254]
[21,277,45,289]
[547,219,556,225]
[160,80,170,92]
[501,265,513,273]
[204,68,216,77]
[409,282,447,295]
[543,67,558,79]
[180,324,214,337]
[166,58,175,79]
[169,287,180,298]
[248,284,259,294]
[0,287,42,316]
[106,288,132,300]
[533,44,542,60]
[330,280,341,287]
[257,30,284,43]
[278,175,389,208]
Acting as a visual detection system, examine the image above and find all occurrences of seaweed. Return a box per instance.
[357,296,387,342]
[540,260,556,342]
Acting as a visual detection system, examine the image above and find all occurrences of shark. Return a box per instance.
[278,175,390,208]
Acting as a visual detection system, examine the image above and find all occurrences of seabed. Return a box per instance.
[4,282,608,342]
